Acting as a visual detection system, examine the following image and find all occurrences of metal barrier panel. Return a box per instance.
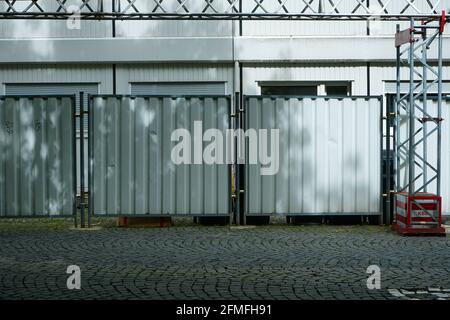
[245,96,382,216]
[0,96,76,217]
[89,95,231,216]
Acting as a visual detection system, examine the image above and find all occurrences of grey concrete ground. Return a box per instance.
[0,218,449,300]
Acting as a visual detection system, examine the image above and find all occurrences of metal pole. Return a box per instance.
[395,24,401,194]
[408,18,415,195]
[79,92,86,228]
[385,96,391,224]
[235,92,241,226]
[422,26,428,193]
[437,26,443,197]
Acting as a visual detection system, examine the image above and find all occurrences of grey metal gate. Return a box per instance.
[5,84,98,195]
[243,96,383,218]
[0,95,76,217]
[89,95,231,217]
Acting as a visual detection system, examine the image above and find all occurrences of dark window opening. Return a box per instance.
[326,85,350,96]
[261,86,318,96]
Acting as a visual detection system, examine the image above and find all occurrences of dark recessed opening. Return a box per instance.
[261,86,318,96]
[326,85,350,96]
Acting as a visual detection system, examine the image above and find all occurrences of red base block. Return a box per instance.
[117,217,173,228]
[392,221,446,236]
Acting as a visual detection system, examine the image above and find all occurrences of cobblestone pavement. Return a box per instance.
[0,219,449,300]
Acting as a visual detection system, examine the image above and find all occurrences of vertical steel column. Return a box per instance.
[234,93,241,226]
[437,25,443,197]
[385,96,391,224]
[422,24,428,193]
[395,24,401,198]
[408,17,415,195]
[73,95,78,228]
[79,92,86,228]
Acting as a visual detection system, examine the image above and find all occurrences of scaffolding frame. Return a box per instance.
[0,0,448,20]
[394,11,446,229]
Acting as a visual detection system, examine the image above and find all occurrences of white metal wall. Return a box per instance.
[0,64,113,94]
[116,21,232,37]
[242,0,366,36]
[243,64,368,95]
[0,0,110,38]
[245,96,382,216]
[371,65,450,96]
[116,64,234,95]
[130,82,226,96]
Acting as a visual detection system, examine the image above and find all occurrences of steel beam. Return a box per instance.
[0,0,449,21]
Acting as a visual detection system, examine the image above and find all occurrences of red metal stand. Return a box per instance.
[393,193,446,236]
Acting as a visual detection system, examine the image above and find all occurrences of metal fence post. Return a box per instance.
[234,92,241,226]
[79,92,86,228]
[73,94,78,228]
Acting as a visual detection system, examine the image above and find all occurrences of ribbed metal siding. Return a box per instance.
[243,64,368,95]
[131,82,226,96]
[5,83,98,194]
[0,0,110,38]
[90,96,230,216]
[5,83,98,127]
[115,0,232,37]
[116,64,234,95]
[245,96,381,216]
[116,20,232,37]
[0,96,75,217]
[241,0,366,36]
[0,65,113,94]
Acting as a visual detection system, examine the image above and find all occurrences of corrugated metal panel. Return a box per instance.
[116,21,232,37]
[0,65,113,96]
[0,96,75,217]
[5,83,98,195]
[116,64,234,95]
[5,83,98,126]
[114,1,232,37]
[90,96,230,216]
[245,96,381,216]
[370,65,450,96]
[0,20,110,38]
[243,64,368,95]
[242,20,366,36]
[241,0,365,36]
[0,0,110,38]
[0,65,112,194]
[131,82,226,96]
[384,82,450,94]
